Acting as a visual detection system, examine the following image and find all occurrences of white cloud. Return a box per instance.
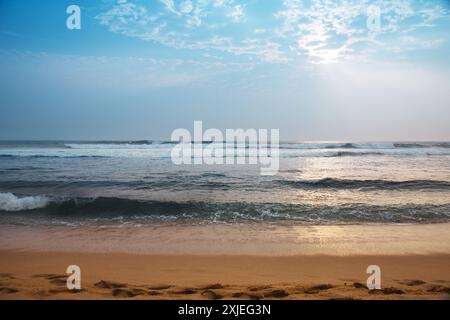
[96,1,287,64]
[180,1,193,14]
[96,0,448,66]
[228,4,245,23]
[275,0,448,64]
[213,0,234,8]
[160,0,180,15]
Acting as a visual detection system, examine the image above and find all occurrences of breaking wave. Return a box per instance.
[0,195,449,225]
[0,193,50,212]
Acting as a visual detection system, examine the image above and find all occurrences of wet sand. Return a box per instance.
[0,223,449,300]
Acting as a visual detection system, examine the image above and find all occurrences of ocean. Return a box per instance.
[0,140,449,226]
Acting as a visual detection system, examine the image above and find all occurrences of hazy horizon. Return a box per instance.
[1,0,450,141]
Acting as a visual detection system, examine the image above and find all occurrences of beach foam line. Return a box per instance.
[0,193,449,224]
[0,193,49,212]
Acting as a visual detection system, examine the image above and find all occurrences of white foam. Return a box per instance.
[0,193,49,212]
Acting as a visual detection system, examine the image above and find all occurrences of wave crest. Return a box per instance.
[0,193,50,212]
[0,195,449,225]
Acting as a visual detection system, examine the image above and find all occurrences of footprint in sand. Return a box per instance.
[95,280,127,289]
[248,285,271,292]
[0,287,19,294]
[49,287,83,294]
[305,284,334,294]
[434,280,450,284]
[169,288,198,295]
[32,274,67,286]
[263,289,289,298]
[147,284,172,290]
[201,290,223,300]
[426,285,450,294]
[111,288,146,298]
[232,292,263,300]
[33,289,52,298]
[399,279,426,286]
[201,283,225,290]
[369,287,405,295]
[231,292,245,298]
[353,282,367,289]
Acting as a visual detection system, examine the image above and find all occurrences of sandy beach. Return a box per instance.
[0,223,449,300]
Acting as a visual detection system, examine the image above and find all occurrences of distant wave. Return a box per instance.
[0,194,449,224]
[0,178,235,191]
[1,141,449,159]
[277,178,450,190]
[64,141,450,149]
[393,142,450,149]
[2,176,450,192]
[0,151,390,158]
[2,140,449,149]
[331,151,385,157]
[0,154,107,159]
[281,142,450,150]
[281,142,402,149]
[0,193,49,212]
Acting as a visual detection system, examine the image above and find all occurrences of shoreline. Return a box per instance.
[1,223,449,299]
[0,222,449,255]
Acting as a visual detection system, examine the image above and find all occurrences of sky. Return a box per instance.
[0,0,449,141]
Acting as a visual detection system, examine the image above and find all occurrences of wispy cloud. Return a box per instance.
[96,0,287,63]
[228,4,245,23]
[0,49,258,91]
[275,0,449,64]
[96,0,449,65]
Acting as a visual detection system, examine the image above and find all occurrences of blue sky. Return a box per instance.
[0,0,449,141]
